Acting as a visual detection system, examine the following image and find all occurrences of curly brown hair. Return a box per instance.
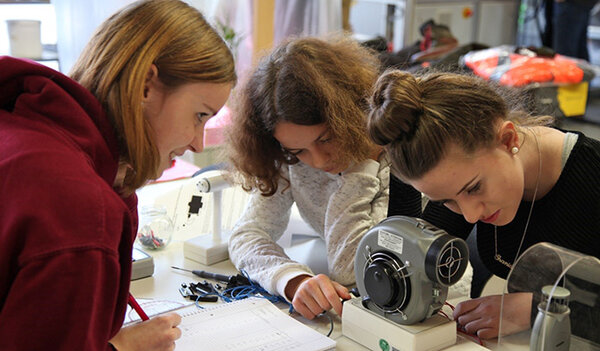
[224,35,381,196]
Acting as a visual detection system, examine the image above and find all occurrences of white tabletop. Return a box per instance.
[132,178,503,351]
[130,240,499,351]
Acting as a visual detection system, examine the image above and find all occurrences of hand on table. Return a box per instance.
[109,312,182,351]
[285,274,351,320]
[453,292,533,339]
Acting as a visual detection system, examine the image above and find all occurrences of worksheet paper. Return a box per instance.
[175,297,336,351]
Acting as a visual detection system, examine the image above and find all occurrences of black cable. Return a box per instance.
[317,312,334,337]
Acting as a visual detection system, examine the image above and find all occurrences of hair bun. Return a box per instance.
[368,70,423,145]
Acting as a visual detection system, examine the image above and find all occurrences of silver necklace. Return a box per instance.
[494,131,542,270]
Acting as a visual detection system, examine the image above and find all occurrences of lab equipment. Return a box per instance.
[498,242,600,350]
[530,285,571,351]
[342,216,469,351]
[131,247,154,280]
[183,170,232,265]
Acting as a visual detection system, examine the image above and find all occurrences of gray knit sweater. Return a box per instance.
[228,157,390,298]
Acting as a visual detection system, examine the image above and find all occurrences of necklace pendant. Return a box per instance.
[494,254,512,269]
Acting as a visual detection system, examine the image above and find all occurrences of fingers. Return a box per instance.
[461,319,498,340]
[476,327,498,340]
[454,296,502,340]
[162,313,183,341]
[164,312,182,327]
[453,298,481,320]
[169,325,182,343]
[454,294,530,340]
[153,313,182,329]
[149,313,183,348]
[293,275,332,319]
[292,299,318,320]
[113,312,182,351]
[332,281,351,300]
[328,281,350,316]
[456,309,480,328]
[292,274,348,319]
[460,315,487,335]
[293,287,325,320]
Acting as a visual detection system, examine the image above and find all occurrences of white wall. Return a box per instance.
[53,0,136,74]
[53,0,226,74]
[0,3,56,56]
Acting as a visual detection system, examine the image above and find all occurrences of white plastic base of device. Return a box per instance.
[183,233,230,265]
[342,298,456,351]
[131,248,154,280]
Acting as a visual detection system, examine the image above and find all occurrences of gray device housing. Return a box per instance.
[530,285,571,351]
[131,247,155,280]
[355,216,469,325]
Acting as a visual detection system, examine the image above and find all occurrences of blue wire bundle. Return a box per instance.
[192,270,292,312]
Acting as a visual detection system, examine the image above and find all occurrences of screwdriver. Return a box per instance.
[171,266,249,285]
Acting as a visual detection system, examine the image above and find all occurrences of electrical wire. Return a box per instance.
[185,270,293,311]
[317,312,334,337]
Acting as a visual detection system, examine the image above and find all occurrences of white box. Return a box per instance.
[183,234,229,265]
[342,298,456,351]
[131,248,154,280]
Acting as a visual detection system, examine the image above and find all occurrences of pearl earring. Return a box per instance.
[511,146,519,154]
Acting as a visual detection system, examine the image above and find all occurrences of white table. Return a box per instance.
[132,179,506,351]
[130,239,502,351]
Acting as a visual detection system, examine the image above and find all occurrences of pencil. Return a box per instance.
[128,293,149,321]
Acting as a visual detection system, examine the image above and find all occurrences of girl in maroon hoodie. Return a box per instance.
[0,1,235,350]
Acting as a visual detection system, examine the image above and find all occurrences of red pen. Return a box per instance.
[128,293,149,321]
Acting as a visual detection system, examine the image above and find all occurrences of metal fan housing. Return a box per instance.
[355,216,469,325]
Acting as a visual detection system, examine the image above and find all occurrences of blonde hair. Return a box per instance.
[70,0,236,194]
[368,70,553,181]
[225,35,380,196]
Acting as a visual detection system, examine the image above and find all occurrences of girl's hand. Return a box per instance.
[453,292,532,339]
[109,312,182,351]
[285,274,351,319]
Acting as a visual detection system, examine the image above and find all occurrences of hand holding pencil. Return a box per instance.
[108,293,182,351]
[128,293,150,321]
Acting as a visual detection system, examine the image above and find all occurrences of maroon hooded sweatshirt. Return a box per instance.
[0,56,137,350]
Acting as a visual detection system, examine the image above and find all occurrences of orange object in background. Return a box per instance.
[463,48,585,87]
[499,55,583,86]
[462,46,593,118]
[462,7,473,18]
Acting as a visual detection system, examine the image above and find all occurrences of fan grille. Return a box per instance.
[426,236,468,286]
[363,251,411,312]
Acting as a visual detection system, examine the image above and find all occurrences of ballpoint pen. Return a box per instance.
[128,293,149,321]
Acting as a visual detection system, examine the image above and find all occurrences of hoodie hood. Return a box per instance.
[0,56,120,185]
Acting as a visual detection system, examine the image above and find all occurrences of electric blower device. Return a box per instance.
[342,216,470,351]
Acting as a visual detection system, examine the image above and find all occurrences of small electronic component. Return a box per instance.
[187,195,203,217]
[178,282,218,302]
[131,247,154,280]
